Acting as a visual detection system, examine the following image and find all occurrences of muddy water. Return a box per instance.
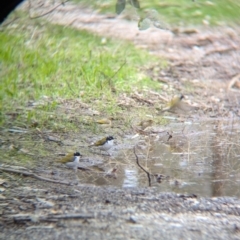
[79,117,240,198]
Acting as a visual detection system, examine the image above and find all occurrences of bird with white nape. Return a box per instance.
[89,136,114,155]
[65,152,82,171]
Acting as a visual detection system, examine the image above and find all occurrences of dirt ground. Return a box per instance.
[1,183,240,240]
[22,0,240,111]
[1,1,240,239]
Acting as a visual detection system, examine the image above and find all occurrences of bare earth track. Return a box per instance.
[1,1,240,239]
[22,0,240,108]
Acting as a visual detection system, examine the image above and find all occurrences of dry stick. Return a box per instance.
[109,60,126,80]
[181,125,191,162]
[11,213,94,223]
[28,0,70,19]
[131,94,154,105]
[65,80,78,98]
[1,16,19,27]
[100,60,126,88]
[46,213,94,220]
[0,167,72,185]
[133,146,151,187]
[166,132,172,141]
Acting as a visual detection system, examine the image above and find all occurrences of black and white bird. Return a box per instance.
[65,152,82,171]
[89,136,114,154]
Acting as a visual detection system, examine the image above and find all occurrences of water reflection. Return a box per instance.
[211,120,226,196]
[81,118,240,197]
[123,167,138,188]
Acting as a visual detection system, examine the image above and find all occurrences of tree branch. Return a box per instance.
[133,146,151,187]
[0,167,72,185]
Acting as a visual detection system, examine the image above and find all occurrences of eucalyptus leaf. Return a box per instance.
[116,0,126,15]
[128,0,140,9]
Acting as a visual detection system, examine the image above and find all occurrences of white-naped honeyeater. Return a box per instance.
[89,136,114,154]
[65,152,82,171]
[57,151,82,164]
[161,95,184,112]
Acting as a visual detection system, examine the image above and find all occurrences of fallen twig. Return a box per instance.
[47,213,94,220]
[0,167,72,185]
[205,46,238,56]
[6,213,94,223]
[133,146,151,187]
[100,60,126,92]
[28,0,70,19]
[227,73,240,92]
[167,132,173,141]
[131,94,154,105]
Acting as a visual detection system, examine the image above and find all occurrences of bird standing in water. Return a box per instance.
[65,152,82,171]
[89,136,114,155]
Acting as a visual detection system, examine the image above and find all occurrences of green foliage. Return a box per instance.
[0,17,160,128]
[74,0,240,26]
[116,0,140,15]
[116,0,126,14]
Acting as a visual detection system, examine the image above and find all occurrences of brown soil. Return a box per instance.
[21,0,240,111]
[1,1,240,239]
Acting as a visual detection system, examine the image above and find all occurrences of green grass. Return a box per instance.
[0,16,162,129]
[74,0,240,26]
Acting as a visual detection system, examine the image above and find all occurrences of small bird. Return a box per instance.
[161,95,184,112]
[89,136,114,154]
[95,118,112,125]
[65,152,82,171]
[57,152,81,164]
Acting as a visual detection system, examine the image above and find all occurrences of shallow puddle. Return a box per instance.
[77,117,240,197]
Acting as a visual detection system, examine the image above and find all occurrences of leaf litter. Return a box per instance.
[1,1,240,238]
